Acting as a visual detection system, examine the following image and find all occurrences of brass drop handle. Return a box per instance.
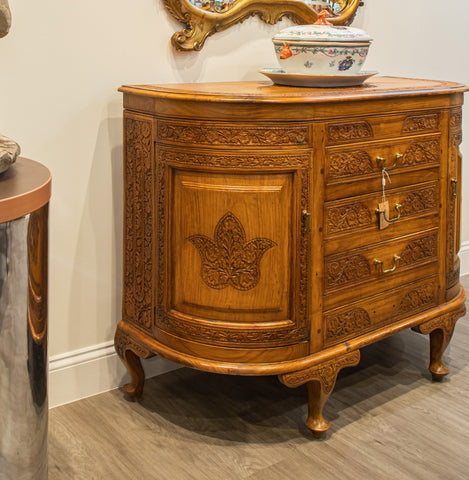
[376,153,403,172]
[302,210,311,234]
[375,202,402,223]
[451,178,458,198]
[374,254,401,274]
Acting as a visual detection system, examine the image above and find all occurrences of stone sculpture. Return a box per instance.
[0,0,20,174]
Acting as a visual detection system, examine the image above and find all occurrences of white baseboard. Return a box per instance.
[460,242,469,277]
[49,341,179,408]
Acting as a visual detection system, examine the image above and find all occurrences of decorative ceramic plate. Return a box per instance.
[258,69,378,88]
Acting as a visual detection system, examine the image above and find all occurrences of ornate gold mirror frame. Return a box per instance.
[164,0,363,51]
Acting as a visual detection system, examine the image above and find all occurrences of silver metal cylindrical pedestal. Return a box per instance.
[0,215,48,480]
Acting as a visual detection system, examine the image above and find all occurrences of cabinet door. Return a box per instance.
[156,168,309,348]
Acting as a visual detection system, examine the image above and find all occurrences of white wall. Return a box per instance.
[0,0,468,407]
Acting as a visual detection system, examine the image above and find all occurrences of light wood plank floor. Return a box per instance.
[49,277,469,480]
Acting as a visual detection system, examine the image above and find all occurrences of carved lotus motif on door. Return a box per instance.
[188,212,277,291]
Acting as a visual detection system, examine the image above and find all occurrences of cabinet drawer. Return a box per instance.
[324,229,439,309]
[324,180,440,253]
[323,276,439,347]
[325,135,440,199]
[326,111,441,146]
[156,119,310,148]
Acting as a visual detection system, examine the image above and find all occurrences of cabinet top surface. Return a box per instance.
[119,77,468,104]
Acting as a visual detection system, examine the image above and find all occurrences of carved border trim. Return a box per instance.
[157,121,309,147]
[159,148,310,168]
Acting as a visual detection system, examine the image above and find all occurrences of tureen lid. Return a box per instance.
[272,24,372,43]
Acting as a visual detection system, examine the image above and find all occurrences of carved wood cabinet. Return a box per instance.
[116,78,467,437]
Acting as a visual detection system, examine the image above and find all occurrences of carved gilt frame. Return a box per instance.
[164,0,363,51]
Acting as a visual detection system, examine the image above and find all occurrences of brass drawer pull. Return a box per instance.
[302,210,311,234]
[375,202,402,224]
[374,254,401,274]
[376,153,403,172]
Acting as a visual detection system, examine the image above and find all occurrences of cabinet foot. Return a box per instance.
[114,323,152,401]
[415,305,466,381]
[279,350,360,437]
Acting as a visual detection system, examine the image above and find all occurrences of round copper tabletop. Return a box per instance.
[0,158,51,223]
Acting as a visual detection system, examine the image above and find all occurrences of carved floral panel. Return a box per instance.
[188,211,277,291]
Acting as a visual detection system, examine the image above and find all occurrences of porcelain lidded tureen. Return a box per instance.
[272,10,372,76]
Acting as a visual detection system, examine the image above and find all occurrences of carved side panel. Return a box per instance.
[123,114,154,333]
[446,108,463,292]
[298,168,310,331]
[157,121,308,146]
[402,113,439,133]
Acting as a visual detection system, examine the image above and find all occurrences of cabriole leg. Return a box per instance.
[114,322,151,401]
[415,306,466,381]
[279,350,360,438]
[306,380,333,438]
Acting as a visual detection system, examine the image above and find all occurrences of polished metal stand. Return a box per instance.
[0,158,50,480]
[0,215,48,479]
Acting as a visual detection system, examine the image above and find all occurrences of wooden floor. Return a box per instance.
[49,276,469,480]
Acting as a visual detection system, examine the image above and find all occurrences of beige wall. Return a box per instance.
[0,0,468,403]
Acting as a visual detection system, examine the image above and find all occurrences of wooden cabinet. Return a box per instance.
[116,78,467,437]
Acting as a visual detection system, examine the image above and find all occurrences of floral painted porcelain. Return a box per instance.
[272,11,372,76]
